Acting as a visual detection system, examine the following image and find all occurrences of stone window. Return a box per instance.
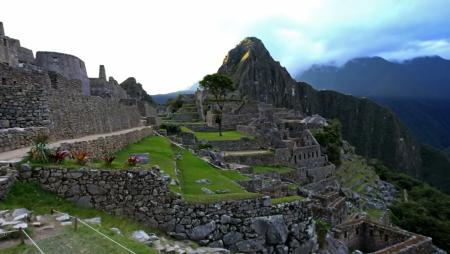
[356,228,359,235]
[1,77,6,85]
[384,234,389,242]
[316,151,319,157]
[369,230,374,236]
[13,81,16,85]
[3,38,7,46]
[52,56,59,63]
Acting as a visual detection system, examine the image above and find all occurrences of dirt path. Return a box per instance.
[0,126,151,164]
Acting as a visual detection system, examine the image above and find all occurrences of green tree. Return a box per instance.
[199,73,235,136]
[314,119,343,166]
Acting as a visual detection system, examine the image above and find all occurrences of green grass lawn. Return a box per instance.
[252,166,295,174]
[0,182,157,254]
[192,130,250,141]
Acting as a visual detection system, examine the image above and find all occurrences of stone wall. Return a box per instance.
[48,73,142,140]
[280,164,335,184]
[0,166,16,200]
[0,127,49,153]
[19,167,318,253]
[0,65,144,151]
[59,127,153,158]
[208,138,260,151]
[223,151,276,166]
[0,63,50,129]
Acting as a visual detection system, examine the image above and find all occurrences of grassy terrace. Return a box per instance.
[28,135,256,203]
[0,182,157,254]
[252,165,295,174]
[181,126,250,141]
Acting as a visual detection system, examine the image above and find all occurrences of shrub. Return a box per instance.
[196,143,212,150]
[72,151,89,165]
[159,123,181,135]
[169,96,183,113]
[101,154,116,167]
[313,119,343,166]
[315,219,330,249]
[127,156,139,166]
[48,150,70,164]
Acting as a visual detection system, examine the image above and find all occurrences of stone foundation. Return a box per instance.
[208,138,260,151]
[0,166,16,200]
[59,127,153,158]
[18,167,318,253]
[0,127,49,152]
[223,151,276,166]
[333,219,434,254]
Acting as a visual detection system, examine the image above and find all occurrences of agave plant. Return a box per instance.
[48,150,70,164]
[72,151,89,166]
[29,143,51,163]
[102,154,116,167]
[127,156,139,166]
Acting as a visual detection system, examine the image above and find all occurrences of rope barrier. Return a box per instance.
[22,228,45,254]
[52,210,136,254]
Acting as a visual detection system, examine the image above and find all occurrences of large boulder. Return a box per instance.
[235,238,265,253]
[188,221,216,240]
[251,215,288,245]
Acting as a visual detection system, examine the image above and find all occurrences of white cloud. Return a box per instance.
[1,0,450,93]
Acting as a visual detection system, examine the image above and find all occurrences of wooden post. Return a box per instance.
[19,227,24,245]
[74,217,78,231]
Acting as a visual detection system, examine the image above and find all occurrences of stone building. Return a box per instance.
[333,218,435,253]
[0,22,34,68]
[0,22,157,154]
[35,51,90,96]
[90,65,128,99]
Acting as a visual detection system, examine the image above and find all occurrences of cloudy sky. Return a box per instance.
[2,0,450,94]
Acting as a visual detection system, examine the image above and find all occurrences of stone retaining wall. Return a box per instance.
[0,127,49,152]
[48,73,142,140]
[18,167,318,253]
[0,63,50,129]
[223,152,276,166]
[280,164,335,185]
[59,127,153,158]
[0,166,16,200]
[208,139,260,152]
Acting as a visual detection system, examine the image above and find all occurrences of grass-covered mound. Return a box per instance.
[0,182,157,254]
[175,148,258,203]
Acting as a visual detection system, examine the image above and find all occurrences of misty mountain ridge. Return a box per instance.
[298,55,450,150]
[298,55,450,99]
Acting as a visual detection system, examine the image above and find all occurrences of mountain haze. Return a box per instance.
[298,56,450,149]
